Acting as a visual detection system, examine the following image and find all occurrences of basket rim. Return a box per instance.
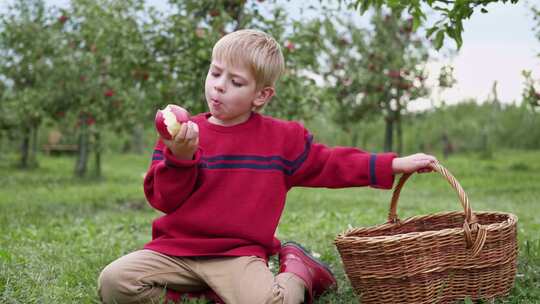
[335,210,517,243]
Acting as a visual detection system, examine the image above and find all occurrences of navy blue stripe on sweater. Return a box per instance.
[199,162,297,175]
[152,149,164,161]
[150,136,313,175]
[369,153,377,185]
[201,135,312,169]
[202,154,295,166]
[199,135,313,175]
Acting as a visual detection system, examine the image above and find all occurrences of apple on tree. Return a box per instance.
[155,104,190,140]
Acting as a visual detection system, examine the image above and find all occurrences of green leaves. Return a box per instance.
[434,29,445,50]
[349,0,520,50]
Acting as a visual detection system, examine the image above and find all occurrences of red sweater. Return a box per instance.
[143,112,396,259]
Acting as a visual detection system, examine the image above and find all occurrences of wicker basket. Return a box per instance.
[335,163,518,304]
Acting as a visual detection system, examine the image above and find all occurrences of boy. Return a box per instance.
[98,29,437,304]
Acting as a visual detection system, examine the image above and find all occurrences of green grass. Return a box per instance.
[1,150,539,303]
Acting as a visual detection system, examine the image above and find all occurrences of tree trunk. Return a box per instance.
[346,124,359,147]
[384,116,394,152]
[20,127,30,168]
[132,124,145,154]
[30,125,39,168]
[480,128,492,159]
[396,108,403,155]
[362,133,368,149]
[94,130,102,178]
[351,131,359,147]
[75,121,89,177]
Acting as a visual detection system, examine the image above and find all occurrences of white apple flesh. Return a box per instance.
[155,104,190,140]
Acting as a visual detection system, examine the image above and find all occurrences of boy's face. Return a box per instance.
[204,60,272,126]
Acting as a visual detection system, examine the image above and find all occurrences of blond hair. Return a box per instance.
[212,29,285,91]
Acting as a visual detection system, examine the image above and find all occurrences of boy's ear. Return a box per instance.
[253,86,275,108]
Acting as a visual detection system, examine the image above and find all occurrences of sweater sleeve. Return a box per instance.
[143,139,201,214]
[286,126,397,189]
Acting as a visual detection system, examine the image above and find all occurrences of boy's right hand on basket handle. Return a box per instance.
[162,121,199,160]
[392,153,438,174]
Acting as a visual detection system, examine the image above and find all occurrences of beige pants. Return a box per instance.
[98,249,306,304]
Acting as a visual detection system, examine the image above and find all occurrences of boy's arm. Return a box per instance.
[287,127,396,189]
[143,139,201,214]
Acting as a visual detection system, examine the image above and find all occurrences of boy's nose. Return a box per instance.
[214,84,225,93]
[214,78,226,93]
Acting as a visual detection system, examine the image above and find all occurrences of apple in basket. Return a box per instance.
[155,104,190,140]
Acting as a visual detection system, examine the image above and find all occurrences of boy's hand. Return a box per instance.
[392,153,438,174]
[162,121,199,160]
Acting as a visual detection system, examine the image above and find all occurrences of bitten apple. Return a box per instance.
[155,104,190,140]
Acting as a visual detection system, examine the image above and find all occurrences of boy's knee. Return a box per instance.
[98,263,140,304]
[234,286,275,304]
[234,283,299,304]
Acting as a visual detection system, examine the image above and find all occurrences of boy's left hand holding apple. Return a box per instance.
[154,104,198,160]
[392,153,438,174]
[162,121,199,160]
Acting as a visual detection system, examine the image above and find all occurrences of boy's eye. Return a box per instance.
[232,80,243,87]
[211,72,220,77]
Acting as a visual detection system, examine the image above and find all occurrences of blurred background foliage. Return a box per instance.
[0,0,538,178]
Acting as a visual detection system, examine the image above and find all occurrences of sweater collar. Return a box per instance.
[199,112,260,133]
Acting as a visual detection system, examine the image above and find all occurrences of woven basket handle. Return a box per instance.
[388,162,487,256]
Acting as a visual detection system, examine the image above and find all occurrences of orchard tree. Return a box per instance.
[318,10,431,153]
[0,0,56,168]
[365,11,431,153]
[47,0,154,177]
[522,70,539,112]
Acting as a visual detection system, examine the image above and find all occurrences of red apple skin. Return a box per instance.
[387,70,401,78]
[285,41,295,51]
[58,15,68,24]
[155,105,190,140]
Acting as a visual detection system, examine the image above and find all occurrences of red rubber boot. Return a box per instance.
[278,242,337,304]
